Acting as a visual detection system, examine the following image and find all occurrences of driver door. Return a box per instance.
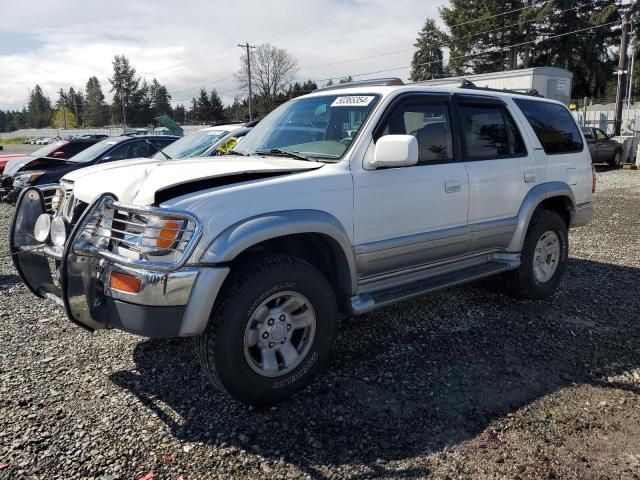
[353,94,469,279]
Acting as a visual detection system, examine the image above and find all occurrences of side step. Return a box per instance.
[350,260,515,315]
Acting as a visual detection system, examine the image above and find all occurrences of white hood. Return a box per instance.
[62,156,159,182]
[71,156,322,205]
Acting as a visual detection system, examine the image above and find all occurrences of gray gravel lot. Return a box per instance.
[1,168,640,479]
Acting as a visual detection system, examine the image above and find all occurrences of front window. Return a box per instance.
[154,130,229,159]
[235,94,381,161]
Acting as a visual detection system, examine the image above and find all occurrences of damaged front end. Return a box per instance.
[11,187,225,337]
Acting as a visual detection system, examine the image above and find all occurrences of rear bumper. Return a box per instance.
[571,202,594,228]
[11,187,228,338]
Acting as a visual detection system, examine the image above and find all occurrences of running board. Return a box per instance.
[349,260,515,315]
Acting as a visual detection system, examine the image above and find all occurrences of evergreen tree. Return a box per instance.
[84,76,108,127]
[109,54,141,126]
[149,78,173,117]
[173,104,187,124]
[27,85,52,128]
[67,87,84,126]
[209,89,225,123]
[410,19,447,81]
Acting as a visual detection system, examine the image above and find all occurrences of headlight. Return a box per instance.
[13,172,44,188]
[51,188,65,213]
[34,214,51,243]
[50,216,68,246]
[141,216,184,250]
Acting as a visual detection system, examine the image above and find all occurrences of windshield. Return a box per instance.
[30,141,67,158]
[153,129,229,159]
[235,94,380,161]
[68,139,119,163]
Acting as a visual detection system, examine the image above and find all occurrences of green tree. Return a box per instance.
[51,106,77,128]
[109,54,141,126]
[27,85,52,128]
[84,76,108,127]
[67,87,84,126]
[149,78,173,117]
[209,89,225,123]
[410,19,447,81]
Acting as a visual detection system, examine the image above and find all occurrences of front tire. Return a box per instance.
[196,255,337,406]
[505,210,568,300]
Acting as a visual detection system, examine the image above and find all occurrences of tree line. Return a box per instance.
[2,1,636,133]
[410,0,635,100]
[0,49,317,132]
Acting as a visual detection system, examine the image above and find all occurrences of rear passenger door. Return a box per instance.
[454,95,537,252]
[595,128,614,163]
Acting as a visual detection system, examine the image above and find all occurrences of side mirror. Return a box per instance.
[365,135,419,170]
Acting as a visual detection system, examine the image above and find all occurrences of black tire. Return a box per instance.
[505,209,568,300]
[196,254,337,406]
[609,149,622,168]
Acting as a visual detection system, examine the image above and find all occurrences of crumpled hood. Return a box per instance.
[72,156,323,205]
[0,154,28,171]
[61,156,159,182]
[3,156,38,176]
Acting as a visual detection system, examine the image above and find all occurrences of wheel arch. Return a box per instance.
[199,210,357,296]
[507,182,575,252]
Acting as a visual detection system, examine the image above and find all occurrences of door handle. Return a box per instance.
[444,180,461,193]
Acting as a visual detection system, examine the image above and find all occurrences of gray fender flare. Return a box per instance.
[199,210,358,294]
[507,182,575,252]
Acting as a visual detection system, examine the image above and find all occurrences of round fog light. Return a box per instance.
[34,214,51,243]
[50,216,68,246]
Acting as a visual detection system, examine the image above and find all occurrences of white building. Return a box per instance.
[420,66,573,104]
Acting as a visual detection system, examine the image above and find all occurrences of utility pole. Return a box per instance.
[614,9,631,136]
[238,42,257,121]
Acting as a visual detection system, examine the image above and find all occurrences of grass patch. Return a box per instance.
[0,137,30,145]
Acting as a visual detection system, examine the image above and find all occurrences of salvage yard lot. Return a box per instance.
[1,169,640,480]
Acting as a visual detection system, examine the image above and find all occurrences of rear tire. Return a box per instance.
[196,254,337,406]
[609,149,622,168]
[505,210,568,300]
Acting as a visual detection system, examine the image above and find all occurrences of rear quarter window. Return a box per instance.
[514,99,583,154]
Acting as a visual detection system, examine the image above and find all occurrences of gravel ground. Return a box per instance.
[1,168,640,479]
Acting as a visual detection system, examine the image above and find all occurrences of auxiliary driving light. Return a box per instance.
[33,214,51,243]
[50,216,68,247]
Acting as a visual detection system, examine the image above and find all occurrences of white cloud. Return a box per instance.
[0,0,447,110]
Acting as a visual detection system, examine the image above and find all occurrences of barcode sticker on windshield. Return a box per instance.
[331,96,375,107]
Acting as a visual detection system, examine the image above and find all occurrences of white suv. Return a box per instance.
[11,78,594,405]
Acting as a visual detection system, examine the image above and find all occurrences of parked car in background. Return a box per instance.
[1,135,178,202]
[581,127,623,167]
[153,124,252,160]
[1,138,99,180]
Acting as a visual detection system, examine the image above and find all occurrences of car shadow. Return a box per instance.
[111,257,640,478]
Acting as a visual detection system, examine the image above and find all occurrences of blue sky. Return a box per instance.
[0,0,447,110]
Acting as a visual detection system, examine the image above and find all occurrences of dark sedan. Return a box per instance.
[581,127,623,167]
[1,135,178,202]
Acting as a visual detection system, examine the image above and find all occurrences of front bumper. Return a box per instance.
[11,187,228,338]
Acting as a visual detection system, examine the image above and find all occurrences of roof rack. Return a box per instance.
[457,79,543,97]
[313,77,404,93]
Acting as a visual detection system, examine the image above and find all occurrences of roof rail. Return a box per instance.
[313,77,404,93]
[457,79,543,97]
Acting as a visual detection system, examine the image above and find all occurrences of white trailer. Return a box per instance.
[420,66,573,104]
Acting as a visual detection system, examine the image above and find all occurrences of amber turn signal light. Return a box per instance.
[110,272,142,293]
[156,220,181,248]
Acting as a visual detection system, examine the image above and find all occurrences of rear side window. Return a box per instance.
[581,128,594,140]
[458,104,525,160]
[514,99,583,154]
[379,101,453,164]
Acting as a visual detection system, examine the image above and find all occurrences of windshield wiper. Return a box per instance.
[256,148,315,162]
[147,140,171,159]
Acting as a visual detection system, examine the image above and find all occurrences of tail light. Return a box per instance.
[592,166,597,193]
